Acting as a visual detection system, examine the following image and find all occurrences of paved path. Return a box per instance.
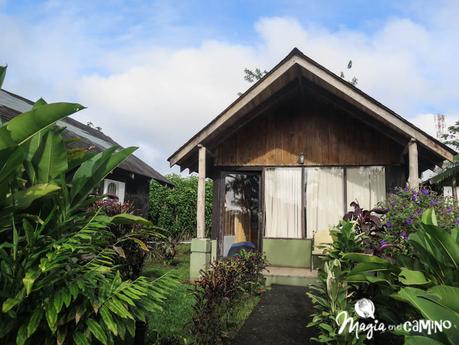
[232,285,318,345]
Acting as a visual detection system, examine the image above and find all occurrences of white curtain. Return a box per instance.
[264,168,302,238]
[347,167,386,210]
[305,168,344,243]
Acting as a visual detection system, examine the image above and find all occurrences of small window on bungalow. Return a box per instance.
[103,179,126,204]
[107,182,117,195]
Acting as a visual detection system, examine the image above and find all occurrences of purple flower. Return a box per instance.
[401,231,408,240]
[379,240,390,251]
[421,187,429,196]
[386,221,393,228]
[430,199,438,206]
[447,207,452,213]
[404,184,409,192]
[405,218,413,225]
[455,218,459,225]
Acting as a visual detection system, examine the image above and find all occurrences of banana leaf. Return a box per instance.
[0,101,84,150]
[69,146,137,212]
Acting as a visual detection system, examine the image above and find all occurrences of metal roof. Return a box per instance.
[0,89,172,186]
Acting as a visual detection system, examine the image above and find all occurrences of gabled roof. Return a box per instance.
[0,88,172,186]
[168,48,455,170]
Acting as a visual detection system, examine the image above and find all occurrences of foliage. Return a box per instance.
[88,198,158,280]
[0,99,176,345]
[149,174,213,240]
[0,65,6,89]
[144,245,261,345]
[441,121,459,152]
[381,186,458,257]
[431,155,459,185]
[192,251,267,345]
[436,121,459,184]
[308,221,366,344]
[343,202,388,254]
[345,209,459,344]
[144,244,194,345]
[339,60,358,86]
[308,260,365,344]
[323,221,364,261]
[311,206,459,344]
[243,68,267,83]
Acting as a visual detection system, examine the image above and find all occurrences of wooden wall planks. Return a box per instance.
[215,94,403,167]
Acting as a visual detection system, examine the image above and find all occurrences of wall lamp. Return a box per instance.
[298,152,305,165]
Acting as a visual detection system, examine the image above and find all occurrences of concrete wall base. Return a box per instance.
[189,238,216,280]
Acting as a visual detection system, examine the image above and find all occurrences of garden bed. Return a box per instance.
[142,244,262,345]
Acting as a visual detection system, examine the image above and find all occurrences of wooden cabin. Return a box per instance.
[168,48,455,280]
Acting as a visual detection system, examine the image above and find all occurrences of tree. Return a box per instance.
[243,68,268,83]
[441,121,459,151]
[340,60,358,86]
[431,122,459,199]
[0,65,6,88]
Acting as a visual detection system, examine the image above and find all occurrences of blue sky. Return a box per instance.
[1,0,458,172]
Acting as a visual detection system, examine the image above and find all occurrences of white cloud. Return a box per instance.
[2,2,459,173]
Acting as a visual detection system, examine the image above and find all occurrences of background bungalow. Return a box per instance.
[0,80,172,216]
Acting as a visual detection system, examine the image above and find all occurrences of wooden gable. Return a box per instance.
[215,92,403,167]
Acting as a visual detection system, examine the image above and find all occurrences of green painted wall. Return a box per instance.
[190,238,213,281]
[263,238,312,268]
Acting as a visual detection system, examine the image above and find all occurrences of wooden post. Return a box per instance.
[453,177,458,201]
[197,145,206,238]
[408,138,419,190]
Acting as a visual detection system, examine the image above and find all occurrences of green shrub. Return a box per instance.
[192,251,267,345]
[309,208,459,344]
[307,221,367,344]
[0,100,176,345]
[149,174,213,240]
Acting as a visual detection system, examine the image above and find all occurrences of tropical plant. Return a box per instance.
[343,209,459,344]
[149,174,213,240]
[88,198,162,284]
[322,220,364,261]
[192,250,267,345]
[343,202,387,255]
[0,99,176,345]
[307,259,366,344]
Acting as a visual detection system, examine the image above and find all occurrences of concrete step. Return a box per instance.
[263,266,318,287]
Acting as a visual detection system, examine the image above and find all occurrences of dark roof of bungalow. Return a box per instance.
[0,88,172,186]
[169,47,456,172]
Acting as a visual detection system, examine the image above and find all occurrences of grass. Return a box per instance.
[143,244,195,345]
[222,295,261,340]
[142,243,261,345]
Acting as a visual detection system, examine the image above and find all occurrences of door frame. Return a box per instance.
[217,169,263,257]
